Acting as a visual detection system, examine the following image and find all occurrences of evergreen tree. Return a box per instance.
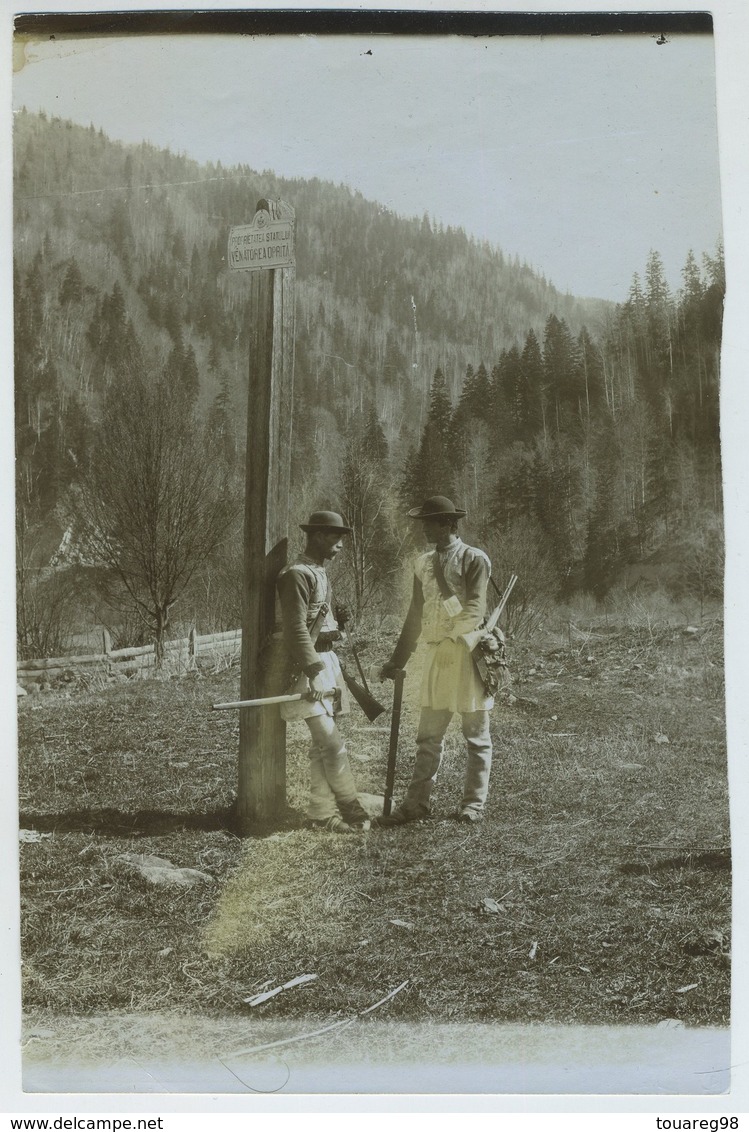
[518,329,545,440]
[543,314,578,425]
[583,432,621,598]
[497,345,523,440]
[164,340,200,407]
[458,362,491,420]
[361,403,389,462]
[532,436,583,591]
[206,375,237,473]
[338,404,399,616]
[644,249,674,412]
[59,259,83,306]
[402,367,457,502]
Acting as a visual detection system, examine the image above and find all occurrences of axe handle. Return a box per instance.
[213,691,334,710]
[383,668,406,817]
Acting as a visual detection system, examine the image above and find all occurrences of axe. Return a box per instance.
[212,690,336,710]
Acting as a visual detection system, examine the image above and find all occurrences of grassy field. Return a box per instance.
[17,611,730,1030]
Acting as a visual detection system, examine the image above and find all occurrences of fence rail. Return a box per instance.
[17,626,243,689]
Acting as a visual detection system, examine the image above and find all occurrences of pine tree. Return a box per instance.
[206,375,237,471]
[403,367,457,501]
[361,403,388,462]
[338,405,399,616]
[165,340,200,407]
[583,433,621,598]
[518,329,545,440]
[543,314,578,426]
[59,259,83,306]
[644,249,674,404]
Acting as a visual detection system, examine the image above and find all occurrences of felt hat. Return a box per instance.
[407,495,467,520]
[300,510,353,534]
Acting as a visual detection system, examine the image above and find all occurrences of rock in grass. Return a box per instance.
[358,792,385,817]
[117,852,214,887]
[682,928,729,957]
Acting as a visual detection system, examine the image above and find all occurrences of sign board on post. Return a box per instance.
[234,198,296,833]
[229,198,295,272]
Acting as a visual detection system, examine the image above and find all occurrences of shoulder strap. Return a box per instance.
[288,564,330,643]
[461,544,491,578]
[432,551,455,601]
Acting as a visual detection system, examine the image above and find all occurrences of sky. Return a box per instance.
[12,30,723,302]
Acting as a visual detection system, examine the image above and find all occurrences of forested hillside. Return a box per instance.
[14,109,724,654]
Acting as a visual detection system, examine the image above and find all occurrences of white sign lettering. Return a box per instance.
[228,201,295,272]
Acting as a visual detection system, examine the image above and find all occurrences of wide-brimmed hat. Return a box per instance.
[407,495,467,520]
[300,510,352,534]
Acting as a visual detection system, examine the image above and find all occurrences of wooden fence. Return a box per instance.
[17,627,242,690]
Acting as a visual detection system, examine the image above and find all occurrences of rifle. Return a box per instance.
[461,573,518,696]
[339,665,387,722]
[340,634,387,722]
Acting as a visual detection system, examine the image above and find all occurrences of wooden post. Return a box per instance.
[235,200,295,833]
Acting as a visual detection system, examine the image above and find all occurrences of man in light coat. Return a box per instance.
[380,496,493,825]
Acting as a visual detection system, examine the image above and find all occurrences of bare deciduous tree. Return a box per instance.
[77,370,239,661]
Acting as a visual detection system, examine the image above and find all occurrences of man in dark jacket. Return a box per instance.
[276,510,371,833]
[380,496,493,825]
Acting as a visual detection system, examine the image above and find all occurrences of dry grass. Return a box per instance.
[18,615,730,1027]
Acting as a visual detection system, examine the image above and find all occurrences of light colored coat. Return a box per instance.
[390,537,494,714]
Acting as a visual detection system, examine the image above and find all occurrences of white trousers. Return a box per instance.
[305,713,359,821]
[402,707,493,815]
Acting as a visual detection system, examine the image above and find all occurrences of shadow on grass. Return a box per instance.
[18,803,309,838]
[619,850,731,874]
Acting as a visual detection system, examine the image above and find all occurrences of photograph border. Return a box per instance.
[2,0,748,1117]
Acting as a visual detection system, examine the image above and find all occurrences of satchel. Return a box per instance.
[474,625,511,695]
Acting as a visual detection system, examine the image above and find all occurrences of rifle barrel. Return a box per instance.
[486,573,518,632]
